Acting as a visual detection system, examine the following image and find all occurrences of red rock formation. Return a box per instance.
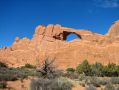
[107,20,119,37]
[0,20,119,69]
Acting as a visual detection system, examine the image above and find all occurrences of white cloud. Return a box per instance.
[93,0,119,8]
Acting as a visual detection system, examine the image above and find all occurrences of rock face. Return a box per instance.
[107,20,119,37]
[0,21,119,69]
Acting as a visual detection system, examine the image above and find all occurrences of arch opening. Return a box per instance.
[63,31,81,42]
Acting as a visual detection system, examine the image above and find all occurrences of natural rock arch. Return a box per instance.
[66,33,80,42]
[62,31,82,41]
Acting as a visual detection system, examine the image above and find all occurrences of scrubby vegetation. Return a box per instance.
[30,78,73,90]
[66,68,75,73]
[0,62,42,89]
[0,61,8,68]
[76,60,119,77]
[0,62,40,89]
[30,59,73,90]
[21,64,36,69]
[104,83,115,90]
[85,85,96,90]
[65,60,119,90]
[1,60,119,90]
[0,63,41,82]
[77,74,119,90]
[76,60,91,76]
[0,82,7,89]
[0,67,40,81]
[37,59,58,79]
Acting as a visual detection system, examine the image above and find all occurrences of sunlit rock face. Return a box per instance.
[106,20,119,43]
[0,20,119,69]
[108,20,119,37]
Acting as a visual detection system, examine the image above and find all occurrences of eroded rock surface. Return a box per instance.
[0,21,119,69]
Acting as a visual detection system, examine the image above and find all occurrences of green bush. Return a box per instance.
[22,64,36,69]
[0,82,7,89]
[0,62,7,68]
[66,68,75,73]
[76,60,91,76]
[76,60,119,77]
[101,63,119,77]
[90,62,103,76]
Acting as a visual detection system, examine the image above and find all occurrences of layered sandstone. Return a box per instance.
[0,21,119,69]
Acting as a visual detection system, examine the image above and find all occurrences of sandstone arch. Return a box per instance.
[62,31,82,41]
[1,21,119,69]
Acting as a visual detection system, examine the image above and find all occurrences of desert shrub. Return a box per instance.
[79,81,85,87]
[30,78,73,90]
[0,67,39,81]
[0,82,7,89]
[78,74,92,86]
[78,75,91,86]
[101,63,118,77]
[88,77,100,87]
[85,85,96,90]
[54,70,64,78]
[110,77,119,84]
[21,64,36,69]
[78,73,86,81]
[116,86,119,90]
[104,83,115,90]
[37,59,58,79]
[65,72,78,79]
[79,76,109,87]
[0,68,18,81]
[66,68,77,79]
[12,68,39,79]
[80,76,102,87]
[0,74,18,81]
[66,68,75,73]
[76,60,91,76]
[98,79,109,85]
[30,78,52,90]
[53,78,73,90]
[115,65,119,76]
[76,60,119,77]
[90,62,103,76]
[0,62,7,68]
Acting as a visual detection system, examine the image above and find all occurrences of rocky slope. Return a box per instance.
[0,20,119,69]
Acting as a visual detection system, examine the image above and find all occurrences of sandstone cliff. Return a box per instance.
[0,21,119,69]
